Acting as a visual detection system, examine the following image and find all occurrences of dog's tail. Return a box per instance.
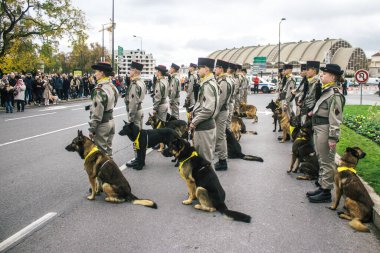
[349,218,369,232]
[130,194,158,209]
[240,153,264,162]
[218,204,251,223]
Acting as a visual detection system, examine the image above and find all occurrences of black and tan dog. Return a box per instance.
[145,112,188,139]
[266,99,282,132]
[275,107,290,143]
[239,102,258,123]
[231,115,258,142]
[65,130,157,208]
[162,138,251,223]
[329,147,374,232]
[226,128,263,162]
[119,121,180,170]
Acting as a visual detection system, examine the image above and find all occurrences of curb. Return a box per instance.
[0,98,90,112]
[335,154,380,231]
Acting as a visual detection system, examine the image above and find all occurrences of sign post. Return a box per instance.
[117,46,123,75]
[253,56,267,76]
[354,69,369,105]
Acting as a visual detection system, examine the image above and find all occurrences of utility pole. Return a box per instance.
[278,18,286,72]
[111,0,115,69]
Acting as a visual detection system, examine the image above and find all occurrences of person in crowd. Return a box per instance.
[240,68,249,103]
[83,74,90,97]
[190,58,219,168]
[62,74,70,100]
[253,75,260,94]
[280,64,296,118]
[342,78,348,96]
[0,75,8,107]
[14,75,26,112]
[2,80,14,113]
[54,74,63,99]
[169,63,181,120]
[34,75,44,106]
[307,64,345,203]
[24,73,34,105]
[43,76,52,106]
[89,62,118,157]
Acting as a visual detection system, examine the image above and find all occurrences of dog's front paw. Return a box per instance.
[328,205,337,210]
[280,140,285,143]
[182,199,193,205]
[87,195,95,200]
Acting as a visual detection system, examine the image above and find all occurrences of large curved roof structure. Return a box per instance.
[208,38,367,73]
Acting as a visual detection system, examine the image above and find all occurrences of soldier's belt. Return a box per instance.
[101,111,113,123]
[312,115,329,125]
[159,99,167,104]
[195,118,215,131]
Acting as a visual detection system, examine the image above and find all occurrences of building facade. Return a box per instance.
[115,49,156,80]
[369,52,380,77]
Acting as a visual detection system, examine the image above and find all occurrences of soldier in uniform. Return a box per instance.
[152,65,169,123]
[190,58,219,167]
[307,64,345,203]
[240,67,249,104]
[276,68,284,93]
[280,64,296,118]
[184,63,197,110]
[214,59,233,171]
[292,64,307,116]
[125,61,146,169]
[299,61,321,125]
[168,63,181,120]
[226,63,237,130]
[234,64,243,114]
[88,62,118,157]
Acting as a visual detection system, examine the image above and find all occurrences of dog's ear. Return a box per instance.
[78,130,83,137]
[123,120,128,125]
[149,112,152,117]
[353,147,366,159]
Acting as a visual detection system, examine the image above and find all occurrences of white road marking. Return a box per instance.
[257,110,273,115]
[39,104,82,112]
[4,112,57,122]
[71,108,83,111]
[0,212,57,252]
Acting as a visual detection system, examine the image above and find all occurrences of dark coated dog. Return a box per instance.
[226,128,263,162]
[162,138,251,223]
[65,130,157,208]
[119,121,180,170]
[266,99,282,132]
[329,147,374,232]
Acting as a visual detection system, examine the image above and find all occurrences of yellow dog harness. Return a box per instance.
[178,151,198,180]
[133,131,141,150]
[337,166,357,174]
[84,146,99,162]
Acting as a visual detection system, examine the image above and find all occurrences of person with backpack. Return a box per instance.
[306,64,345,203]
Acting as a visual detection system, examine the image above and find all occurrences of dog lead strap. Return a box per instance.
[337,166,357,174]
[179,151,198,179]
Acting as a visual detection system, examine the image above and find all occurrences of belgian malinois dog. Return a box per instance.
[275,107,290,143]
[239,102,258,123]
[65,130,157,208]
[231,115,258,142]
[162,138,251,223]
[329,147,374,232]
[266,99,282,132]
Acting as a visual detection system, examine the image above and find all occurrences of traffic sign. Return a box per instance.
[354,69,369,83]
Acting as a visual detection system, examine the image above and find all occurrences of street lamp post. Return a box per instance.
[133,35,143,53]
[278,18,286,72]
[111,0,115,69]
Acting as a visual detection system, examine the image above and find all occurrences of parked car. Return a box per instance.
[247,75,277,93]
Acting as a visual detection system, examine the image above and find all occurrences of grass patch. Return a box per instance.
[344,104,380,116]
[337,125,380,194]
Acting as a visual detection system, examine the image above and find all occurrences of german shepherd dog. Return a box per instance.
[145,113,188,139]
[231,115,258,142]
[162,138,251,223]
[239,102,258,123]
[65,130,157,208]
[275,107,290,143]
[226,129,263,162]
[118,121,180,170]
[329,147,374,232]
[266,99,282,132]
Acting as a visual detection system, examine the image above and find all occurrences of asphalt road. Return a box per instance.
[0,92,379,253]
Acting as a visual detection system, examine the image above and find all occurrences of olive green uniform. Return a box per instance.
[185,72,197,109]
[226,74,236,130]
[281,74,296,118]
[88,78,118,157]
[240,74,249,104]
[153,77,169,122]
[215,73,232,161]
[300,75,319,125]
[169,72,181,119]
[125,76,146,129]
[233,74,242,114]
[192,74,220,167]
[312,85,345,190]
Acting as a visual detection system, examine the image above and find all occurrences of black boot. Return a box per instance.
[306,187,323,197]
[308,189,332,203]
[215,159,228,171]
[126,158,138,167]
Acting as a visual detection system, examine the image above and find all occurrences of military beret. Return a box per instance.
[155,65,168,73]
[306,61,320,70]
[198,58,215,69]
[320,64,344,76]
[189,63,198,68]
[284,64,293,70]
[215,59,229,70]
[228,63,237,71]
[300,64,307,71]
[131,61,144,71]
[91,62,113,72]
[171,63,180,71]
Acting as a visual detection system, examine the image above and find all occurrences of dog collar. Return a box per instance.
[157,121,162,129]
[337,166,357,174]
[289,125,296,135]
[295,137,307,141]
[179,151,198,179]
[133,131,141,150]
[84,146,99,162]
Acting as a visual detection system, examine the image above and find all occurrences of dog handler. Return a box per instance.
[190,58,219,168]
[169,63,181,120]
[89,62,118,157]
[307,64,345,203]
[152,65,169,124]
[214,59,233,171]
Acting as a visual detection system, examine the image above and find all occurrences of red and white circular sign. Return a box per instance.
[354,69,369,83]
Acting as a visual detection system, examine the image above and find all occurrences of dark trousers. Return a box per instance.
[25,88,33,103]
[16,100,25,111]
[253,85,259,94]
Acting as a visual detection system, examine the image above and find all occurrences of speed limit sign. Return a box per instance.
[354,69,369,83]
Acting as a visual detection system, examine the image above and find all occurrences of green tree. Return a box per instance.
[0,0,87,58]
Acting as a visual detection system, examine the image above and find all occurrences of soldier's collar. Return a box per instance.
[130,75,141,81]
[322,81,335,90]
[200,73,214,84]
[286,74,292,78]
[308,75,317,82]
[97,77,110,84]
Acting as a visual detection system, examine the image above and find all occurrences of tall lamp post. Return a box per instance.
[111,0,115,69]
[133,35,143,53]
[278,17,286,72]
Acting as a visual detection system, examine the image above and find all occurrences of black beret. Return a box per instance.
[300,64,307,71]
[236,64,243,70]
[131,61,144,71]
[91,62,113,72]
[320,64,344,76]
[228,63,237,71]
[155,65,168,73]
[215,59,229,70]
[306,61,320,70]
[198,58,215,69]
[284,64,293,70]
[189,63,197,68]
[171,63,180,71]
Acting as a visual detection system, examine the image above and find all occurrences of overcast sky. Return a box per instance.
[65,0,380,66]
